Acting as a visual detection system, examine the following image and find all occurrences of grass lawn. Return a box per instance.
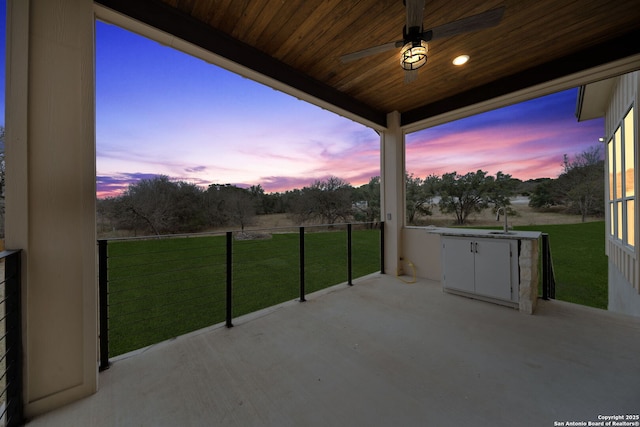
[106,228,380,356]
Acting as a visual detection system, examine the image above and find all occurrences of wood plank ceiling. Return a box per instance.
[96,0,640,129]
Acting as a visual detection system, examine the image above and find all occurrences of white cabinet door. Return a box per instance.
[442,236,516,303]
[474,238,513,301]
[442,237,475,293]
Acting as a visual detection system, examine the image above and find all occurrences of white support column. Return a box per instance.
[380,111,405,275]
[5,0,97,417]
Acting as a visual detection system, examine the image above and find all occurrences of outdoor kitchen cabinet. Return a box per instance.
[441,236,519,305]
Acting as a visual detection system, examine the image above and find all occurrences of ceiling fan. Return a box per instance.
[340,0,505,82]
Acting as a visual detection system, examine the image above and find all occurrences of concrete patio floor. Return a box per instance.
[28,274,640,426]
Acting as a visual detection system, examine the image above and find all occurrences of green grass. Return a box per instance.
[106,229,380,356]
[107,235,227,357]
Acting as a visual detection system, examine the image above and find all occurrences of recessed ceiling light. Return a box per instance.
[453,55,470,66]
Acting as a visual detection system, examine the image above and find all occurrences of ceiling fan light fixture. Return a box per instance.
[400,40,428,71]
[453,54,470,65]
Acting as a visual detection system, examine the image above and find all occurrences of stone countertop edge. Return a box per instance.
[407,226,543,240]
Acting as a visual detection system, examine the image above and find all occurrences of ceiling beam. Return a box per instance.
[401,29,640,127]
[95,0,388,128]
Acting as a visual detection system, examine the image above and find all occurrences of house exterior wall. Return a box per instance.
[605,72,640,317]
[401,228,442,281]
[5,0,98,417]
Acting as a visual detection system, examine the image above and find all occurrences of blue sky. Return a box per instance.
[95,20,380,197]
[0,2,604,197]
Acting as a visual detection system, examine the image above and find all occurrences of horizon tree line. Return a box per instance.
[97,145,604,236]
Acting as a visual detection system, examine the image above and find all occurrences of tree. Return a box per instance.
[484,171,518,215]
[288,188,315,224]
[123,176,175,235]
[119,176,206,235]
[557,145,604,221]
[203,184,230,227]
[352,176,380,226]
[563,145,603,170]
[221,186,257,231]
[97,195,136,234]
[405,173,437,225]
[291,176,353,225]
[170,181,208,232]
[438,170,491,225]
[262,191,289,214]
[249,184,267,214]
[204,184,257,230]
[528,178,559,209]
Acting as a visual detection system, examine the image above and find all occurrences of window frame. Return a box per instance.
[607,105,636,249]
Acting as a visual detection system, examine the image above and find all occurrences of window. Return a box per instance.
[607,106,636,248]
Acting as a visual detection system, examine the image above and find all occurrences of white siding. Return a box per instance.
[605,72,640,316]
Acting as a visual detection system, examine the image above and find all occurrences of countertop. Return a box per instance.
[409,226,542,240]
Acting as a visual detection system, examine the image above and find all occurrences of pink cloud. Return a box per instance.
[406,117,602,181]
[97,173,160,198]
[259,176,319,193]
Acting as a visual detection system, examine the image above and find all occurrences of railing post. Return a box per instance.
[542,234,549,300]
[380,221,385,274]
[299,227,306,302]
[226,231,234,328]
[548,235,555,299]
[347,223,353,285]
[541,233,556,300]
[98,240,110,371]
[4,250,24,427]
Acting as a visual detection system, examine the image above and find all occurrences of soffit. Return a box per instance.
[96,0,640,129]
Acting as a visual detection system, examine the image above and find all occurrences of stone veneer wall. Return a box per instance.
[518,239,540,314]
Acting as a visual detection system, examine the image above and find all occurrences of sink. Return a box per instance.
[488,231,517,235]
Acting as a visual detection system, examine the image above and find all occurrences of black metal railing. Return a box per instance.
[98,222,383,369]
[541,233,556,300]
[0,250,24,427]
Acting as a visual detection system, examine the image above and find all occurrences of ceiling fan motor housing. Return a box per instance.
[403,25,423,45]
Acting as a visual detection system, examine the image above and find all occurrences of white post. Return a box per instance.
[5,0,97,417]
[380,111,405,275]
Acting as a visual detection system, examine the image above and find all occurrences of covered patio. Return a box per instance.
[4,0,640,421]
[28,274,640,426]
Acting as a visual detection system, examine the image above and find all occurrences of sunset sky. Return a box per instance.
[0,4,605,198]
[94,21,603,198]
[405,90,604,180]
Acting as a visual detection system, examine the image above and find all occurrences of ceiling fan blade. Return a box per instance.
[406,0,425,29]
[425,6,505,41]
[340,40,404,63]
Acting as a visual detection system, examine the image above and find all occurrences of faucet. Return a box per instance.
[496,206,509,232]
